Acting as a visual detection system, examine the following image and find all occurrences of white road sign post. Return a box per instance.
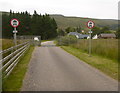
[87,20,95,57]
[10,19,20,46]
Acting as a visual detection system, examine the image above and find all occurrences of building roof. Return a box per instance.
[68,32,81,36]
[68,32,89,39]
[98,33,116,38]
[82,35,89,38]
[68,32,81,38]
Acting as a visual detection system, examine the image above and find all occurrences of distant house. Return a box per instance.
[98,33,116,39]
[68,32,89,39]
[87,36,90,39]
[81,34,89,39]
[92,34,98,39]
[34,37,39,41]
[68,32,81,39]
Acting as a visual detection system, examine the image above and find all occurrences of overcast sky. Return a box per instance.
[0,0,119,19]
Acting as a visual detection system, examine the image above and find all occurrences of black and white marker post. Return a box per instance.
[10,18,20,46]
[87,20,95,56]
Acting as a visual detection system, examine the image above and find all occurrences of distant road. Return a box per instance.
[22,41,118,91]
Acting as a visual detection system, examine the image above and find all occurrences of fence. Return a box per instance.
[0,41,30,79]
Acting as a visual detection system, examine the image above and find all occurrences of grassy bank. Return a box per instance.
[71,39,118,61]
[2,39,25,50]
[3,46,34,91]
[57,37,118,61]
[2,39,14,50]
[61,46,118,80]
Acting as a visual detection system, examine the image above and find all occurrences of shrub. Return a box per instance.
[56,35,78,46]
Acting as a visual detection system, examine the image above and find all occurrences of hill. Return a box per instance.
[0,11,118,31]
[50,14,118,31]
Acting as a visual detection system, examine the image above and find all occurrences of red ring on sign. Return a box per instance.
[86,20,95,29]
[10,18,20,28]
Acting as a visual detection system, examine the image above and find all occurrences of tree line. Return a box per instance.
[2,10,58,39]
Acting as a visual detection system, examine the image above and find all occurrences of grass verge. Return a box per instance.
[61,46,118,80]
[41,39,54,42]
[3,46,34,91]
[41,40,49,42]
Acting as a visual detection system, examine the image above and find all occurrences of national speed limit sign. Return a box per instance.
[10,18,20,28]
[87,20,95,29]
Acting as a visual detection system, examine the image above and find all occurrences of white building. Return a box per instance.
[34,37,39,41]
[92,34,98,39]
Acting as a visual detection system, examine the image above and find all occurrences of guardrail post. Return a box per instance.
[0,11,2,93]
[0,60,1,89]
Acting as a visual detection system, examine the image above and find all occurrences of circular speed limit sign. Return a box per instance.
[87,20,95,29]
[10,18,20,28]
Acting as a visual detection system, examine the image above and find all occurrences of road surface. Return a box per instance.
[22,41,118,91]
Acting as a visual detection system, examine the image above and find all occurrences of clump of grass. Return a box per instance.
[2,39,27,58]
[71,39,118,61]
[56,36,78,46]
[2,39,14,50]
[2,39,24,50]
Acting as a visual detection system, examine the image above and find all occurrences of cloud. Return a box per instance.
[0,0,118,19]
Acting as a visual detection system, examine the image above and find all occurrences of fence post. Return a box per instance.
[89,29,92,57]
[0,11,2,93]
[69,36,70,45]
[13,28,17,47]
[59,36,62,46]
[0,46,2,93]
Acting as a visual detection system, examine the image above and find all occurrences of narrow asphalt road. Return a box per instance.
[21,41,118,91]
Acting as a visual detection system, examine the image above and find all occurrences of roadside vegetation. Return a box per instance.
[2,39,14,50]
[2,46,34,91]
[1,39,34,91]
[56,36,118,61]
[56,36,118,80]
[41,38,54,42]
[1,38,52,91]
[2,39,26,50]
[62,46,118,80]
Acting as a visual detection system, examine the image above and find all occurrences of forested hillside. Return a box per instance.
[2,10,57,39]
[1,11,119,39]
